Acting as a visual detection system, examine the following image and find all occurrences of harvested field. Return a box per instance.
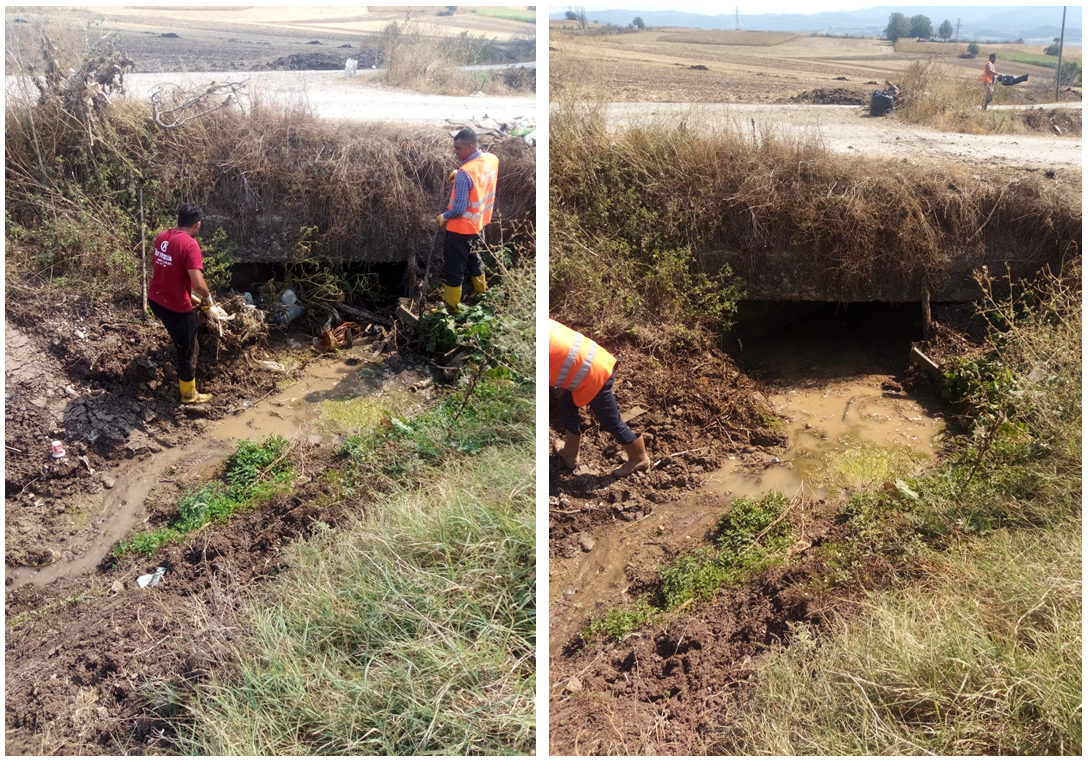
[550,30,1080,106]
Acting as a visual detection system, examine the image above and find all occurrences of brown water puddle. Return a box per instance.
[6,356,417,590]
[551,311,946,652]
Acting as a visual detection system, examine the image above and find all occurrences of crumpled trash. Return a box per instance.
[344,57,358,77]
[137,567,166,588]
[256,360,286,372]
[74,329,86,339]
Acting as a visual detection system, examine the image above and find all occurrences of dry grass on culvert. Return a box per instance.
[549,102,1081,335]
[5,80,536,295]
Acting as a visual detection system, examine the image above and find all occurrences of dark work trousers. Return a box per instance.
[149,299,199,383]
[555,373,638,445]
[443,230,485,288]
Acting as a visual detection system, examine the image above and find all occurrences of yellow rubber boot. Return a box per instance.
[470,273,488,295]
[443,285,462,313]
[179,378,212,405]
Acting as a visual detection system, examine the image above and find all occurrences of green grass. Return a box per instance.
[114,436,294,559]
[581,493,793,641]
[717,519,1082,755]
[473,7,535,23]
[156,441,536,755]
[998,51,1066,68]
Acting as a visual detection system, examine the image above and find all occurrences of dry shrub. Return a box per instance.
[5,68,536,295]
[658,30,799,46]
[894,61,1080,135]
[370,20,498,95]
[896,60,1000,132]
[550,102,1081,336]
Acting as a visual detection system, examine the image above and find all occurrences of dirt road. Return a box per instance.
[597,102,1082,171]
[6,70,535,125]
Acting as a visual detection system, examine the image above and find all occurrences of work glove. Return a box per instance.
[435,214,447,227]
[447,170,458,184]
[199,297,213,313]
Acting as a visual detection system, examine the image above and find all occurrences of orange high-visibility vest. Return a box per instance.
[446,152,498,235]
[982,61,996,84]
[549,319,617,407]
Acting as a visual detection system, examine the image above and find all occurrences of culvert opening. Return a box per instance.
[226,260,409,315]
[719,300,950,500]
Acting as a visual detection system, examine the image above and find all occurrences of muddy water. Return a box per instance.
[551,307,947,651]
[6,356,415,590]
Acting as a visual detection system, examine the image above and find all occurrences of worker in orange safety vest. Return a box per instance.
[435,127,498,312]
[982,53,1004,110]
[550,319,650,477]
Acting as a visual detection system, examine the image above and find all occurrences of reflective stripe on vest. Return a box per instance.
[447,152,499,235]
[549,319,617,408]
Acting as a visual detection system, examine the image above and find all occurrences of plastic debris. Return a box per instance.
[344,57,357,77]
[256,360,286,372]
[280,289,297,307]
[894,479,919,501]
[208,305,235,321]
[64,385,77,396]
[137,567,166,588]
[74,329,86,339]
[50,440,65,459]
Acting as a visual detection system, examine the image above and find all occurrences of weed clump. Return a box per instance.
[115,436,293,558]
[582,493,794,641]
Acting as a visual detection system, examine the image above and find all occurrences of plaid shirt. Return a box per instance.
[443,150,482,221]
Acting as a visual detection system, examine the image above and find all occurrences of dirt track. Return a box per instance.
[599,102,1083,171]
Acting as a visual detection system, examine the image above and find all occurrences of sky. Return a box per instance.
[574,2,1070,14]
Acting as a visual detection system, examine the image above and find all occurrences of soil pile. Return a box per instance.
[789,87,865,105]
[1019,106,1082,135]
[262,50,382,70]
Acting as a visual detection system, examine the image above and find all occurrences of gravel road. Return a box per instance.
[7,69,536,125]
[598,102,1083,171]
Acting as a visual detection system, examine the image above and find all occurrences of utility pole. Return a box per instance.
[735,6,740,31]
[955,18,960,41]
[1055,6,1066,100]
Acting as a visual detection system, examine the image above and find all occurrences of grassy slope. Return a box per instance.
[174,443,535,755]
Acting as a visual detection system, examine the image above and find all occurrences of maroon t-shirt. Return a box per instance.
[148,229,203,313]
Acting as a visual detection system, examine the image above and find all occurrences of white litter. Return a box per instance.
[256,360,286,372]
[74,330,86,339]
[137,567,166,588]
[344,57,358,77]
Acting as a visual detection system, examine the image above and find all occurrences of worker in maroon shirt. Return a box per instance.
[147,203,215,404]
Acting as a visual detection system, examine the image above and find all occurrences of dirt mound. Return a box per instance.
[262,50,381,70]
[4,468,342,755]
[1019,107,1082,136]
[788,87,864,105]
[549,340,776,541]
[499,65,536,92]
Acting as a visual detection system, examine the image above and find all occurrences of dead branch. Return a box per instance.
[150,80,248,130]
